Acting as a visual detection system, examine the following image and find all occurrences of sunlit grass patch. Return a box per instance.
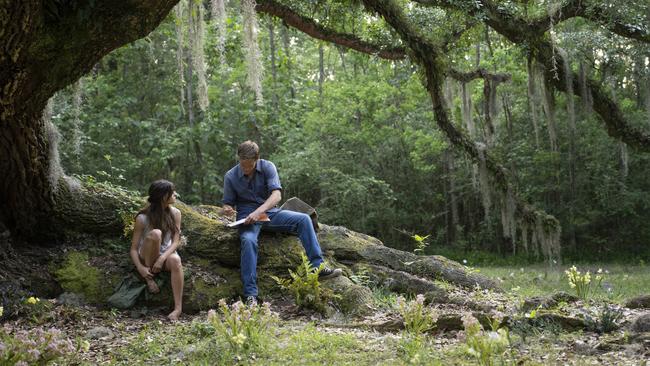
[477,264,650,302]
[268,323,383,365]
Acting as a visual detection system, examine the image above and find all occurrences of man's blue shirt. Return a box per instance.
[222,159,282,220]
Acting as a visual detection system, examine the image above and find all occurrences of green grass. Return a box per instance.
[267,323,394,365]
[54,264,650,365]
[476,263,650,302]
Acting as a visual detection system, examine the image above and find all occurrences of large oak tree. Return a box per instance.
[1,0,648,309]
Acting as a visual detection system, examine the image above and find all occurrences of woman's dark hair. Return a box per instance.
[137,179,178,240]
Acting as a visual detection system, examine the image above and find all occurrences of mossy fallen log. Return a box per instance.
[11,179,500,316]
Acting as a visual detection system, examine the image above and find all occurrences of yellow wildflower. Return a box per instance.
[232,333,247,346]
[80,340,91,352]
[26,297,40,305]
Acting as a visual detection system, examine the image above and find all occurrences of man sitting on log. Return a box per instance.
[221,140,342,306]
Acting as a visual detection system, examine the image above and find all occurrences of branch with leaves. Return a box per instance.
[412,0,650,151]
[255,0,406,60]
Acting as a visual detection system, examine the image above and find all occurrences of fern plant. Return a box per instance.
[271,253,339,313]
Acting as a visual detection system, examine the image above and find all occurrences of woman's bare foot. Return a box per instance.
[168,309,182,321]
[145,278,160,294]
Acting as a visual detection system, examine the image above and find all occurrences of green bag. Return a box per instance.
[107,273,147,309]
[107,274,146,309]
[107,271,169,309]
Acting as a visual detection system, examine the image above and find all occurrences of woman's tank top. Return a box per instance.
[137,214,173,254]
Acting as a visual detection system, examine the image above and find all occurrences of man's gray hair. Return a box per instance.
[237,140,259,160]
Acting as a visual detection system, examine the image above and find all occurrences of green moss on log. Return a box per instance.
[322,276,374,316]
[53,251,110,303]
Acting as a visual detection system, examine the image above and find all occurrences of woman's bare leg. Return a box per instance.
[164,253,183,321]
[140,229,162,293]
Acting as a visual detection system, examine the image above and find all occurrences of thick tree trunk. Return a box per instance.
[0,1,179,238]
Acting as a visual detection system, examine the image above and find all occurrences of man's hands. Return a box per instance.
[223,205,268,225]
[244,211,264,225]
[222,205,236,218]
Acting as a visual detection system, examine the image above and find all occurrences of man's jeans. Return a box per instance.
[239,210,324,297]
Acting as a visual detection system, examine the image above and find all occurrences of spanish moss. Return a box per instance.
[578,61,593,116]
[444,77,456,122]
[526,58,541,148]
[619,141,629,179]
[539,67,558,151]
[499,186,516,253]
[530,213,562,263]
[520,221,529,254]
[175,1,186,114]
[242,0,264,105]
[477,142,491,220]
[190,0,209,111]
[559,48,576,136]
[211,0,227,62]
[461,82,475,139]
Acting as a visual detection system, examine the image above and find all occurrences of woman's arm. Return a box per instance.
[152,208,182,272]
[130,215,153,280]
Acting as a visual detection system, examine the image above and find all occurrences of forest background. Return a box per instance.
[48,0,650,264]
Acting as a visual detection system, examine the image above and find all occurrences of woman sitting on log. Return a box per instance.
[129,179,184,321]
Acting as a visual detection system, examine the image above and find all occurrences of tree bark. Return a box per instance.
[1,0,179,238]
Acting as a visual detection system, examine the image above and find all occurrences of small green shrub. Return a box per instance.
[509,311,562,344]
[271,253,338,313]
[349,267,372,287]
[461,313,512,366]
[396,294,438,336]
[21,297,54,325]
[371,287,398,309]
[0,326,75,365]
[411,234,430,255]
[398,335,427,363]
[54,251,105,303]
[207,299,276,355]
[119,209,136,238]
[584,305,624,333]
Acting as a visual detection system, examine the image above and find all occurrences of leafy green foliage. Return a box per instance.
[411,234,430,255]
[462,313,512,366]
[271,253,338,313]
[583,305,624,333]
[396,294,438,336]
[207,299,277,355]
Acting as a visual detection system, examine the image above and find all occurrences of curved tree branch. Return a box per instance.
[531,0,650,44]
[255,0,406,60]
[358,0,559,239]
[255,0,509,84]
[449,68,510,83]
[413,0,649,43]
[413,0,650,151]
